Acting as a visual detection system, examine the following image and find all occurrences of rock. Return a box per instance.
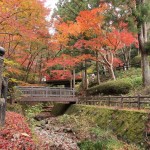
[63,128,73,133]
[45,120,48,124]
[34,112,52,121]
[45,124,50,130]
[35,127,41,130]
[34,115,79,150]
[40,120,46,126]
[41,125,45,129]
[54,127,60,132]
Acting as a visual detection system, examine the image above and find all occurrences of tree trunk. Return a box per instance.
[82,61,88,90]
[137,29,150,86]
[96,51,100,84]
[84,61,88,89]
[141,53,150,86]
[70,77,73,88]
[73,69,75,89]
[138,28,150,86]
[122,47,131,69]
[109,64,116,80]
[136,0,150,86]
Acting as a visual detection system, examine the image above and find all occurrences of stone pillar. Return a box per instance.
[0,47,5,127]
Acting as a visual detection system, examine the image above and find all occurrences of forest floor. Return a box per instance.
[2,103,144,150]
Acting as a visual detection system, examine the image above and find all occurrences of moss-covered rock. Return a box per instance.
[65,105,148,147]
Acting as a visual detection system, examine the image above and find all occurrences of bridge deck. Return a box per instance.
[16,86,77,103]
[20,97,78,103]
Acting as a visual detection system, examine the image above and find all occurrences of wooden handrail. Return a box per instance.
[78,95,150,110]
[16,86,75,97]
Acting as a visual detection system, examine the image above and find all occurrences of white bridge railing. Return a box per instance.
[16,86,75,97]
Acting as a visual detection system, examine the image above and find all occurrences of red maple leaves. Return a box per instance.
[0,112,36,150]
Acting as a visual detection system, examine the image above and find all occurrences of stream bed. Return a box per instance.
[34,115,80,150]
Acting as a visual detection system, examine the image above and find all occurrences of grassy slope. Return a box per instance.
[65,104,148,148]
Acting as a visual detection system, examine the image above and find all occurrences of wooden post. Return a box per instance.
[46,87,48,97]
[137,95,141,110]
[0,47,5,127]
[73,88,75,98]
[120,95,123,108]
[31,87,33,96]
[108,95,111,106]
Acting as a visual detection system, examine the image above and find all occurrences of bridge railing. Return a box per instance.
[16,86,75,97]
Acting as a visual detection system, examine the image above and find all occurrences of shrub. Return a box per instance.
[139,86,150,95]
[131,55,141,67]
[130,76,142,87]
[24,104,43,127]
[87,79,132,95]
[7,103,23,114]
[78,140,104,150]
[131,55,150,67]
[116,68,141,78]
[115,68,142,89]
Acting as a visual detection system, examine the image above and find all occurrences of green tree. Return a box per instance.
[53,0,100,22]
[101,0,150,87]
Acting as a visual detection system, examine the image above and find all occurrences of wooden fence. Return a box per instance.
[78,95,150,110]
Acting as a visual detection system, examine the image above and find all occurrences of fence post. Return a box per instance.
[120,95,123,108]
[108,95,111,106]
[0,47,5,127]
[137,95,141,110]
[73,88,75,98]
[31,87,33,96]
[46,87,48,97]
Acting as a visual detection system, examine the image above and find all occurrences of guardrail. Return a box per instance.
[78,95,150,110]
[17,86,75,98]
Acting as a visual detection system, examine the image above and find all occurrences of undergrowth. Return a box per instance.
[24,104,43,128]
[58,114,141,150]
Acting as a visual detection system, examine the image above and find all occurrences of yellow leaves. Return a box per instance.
[55,32,69,46]
[4,59,22,76]
[4,59,20,67]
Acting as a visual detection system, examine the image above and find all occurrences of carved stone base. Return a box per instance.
[0,98,6,127]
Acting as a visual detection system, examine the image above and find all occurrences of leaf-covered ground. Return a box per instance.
[0,112,38,150]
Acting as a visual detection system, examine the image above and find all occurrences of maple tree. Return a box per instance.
[0,0,51,83]
[52,3,137,83]
[76,28,137,80]
[49,5,107,88]
[44,53,92,88]
[99,0,150,86]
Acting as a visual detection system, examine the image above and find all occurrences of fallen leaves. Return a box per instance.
[0,111,36,150]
